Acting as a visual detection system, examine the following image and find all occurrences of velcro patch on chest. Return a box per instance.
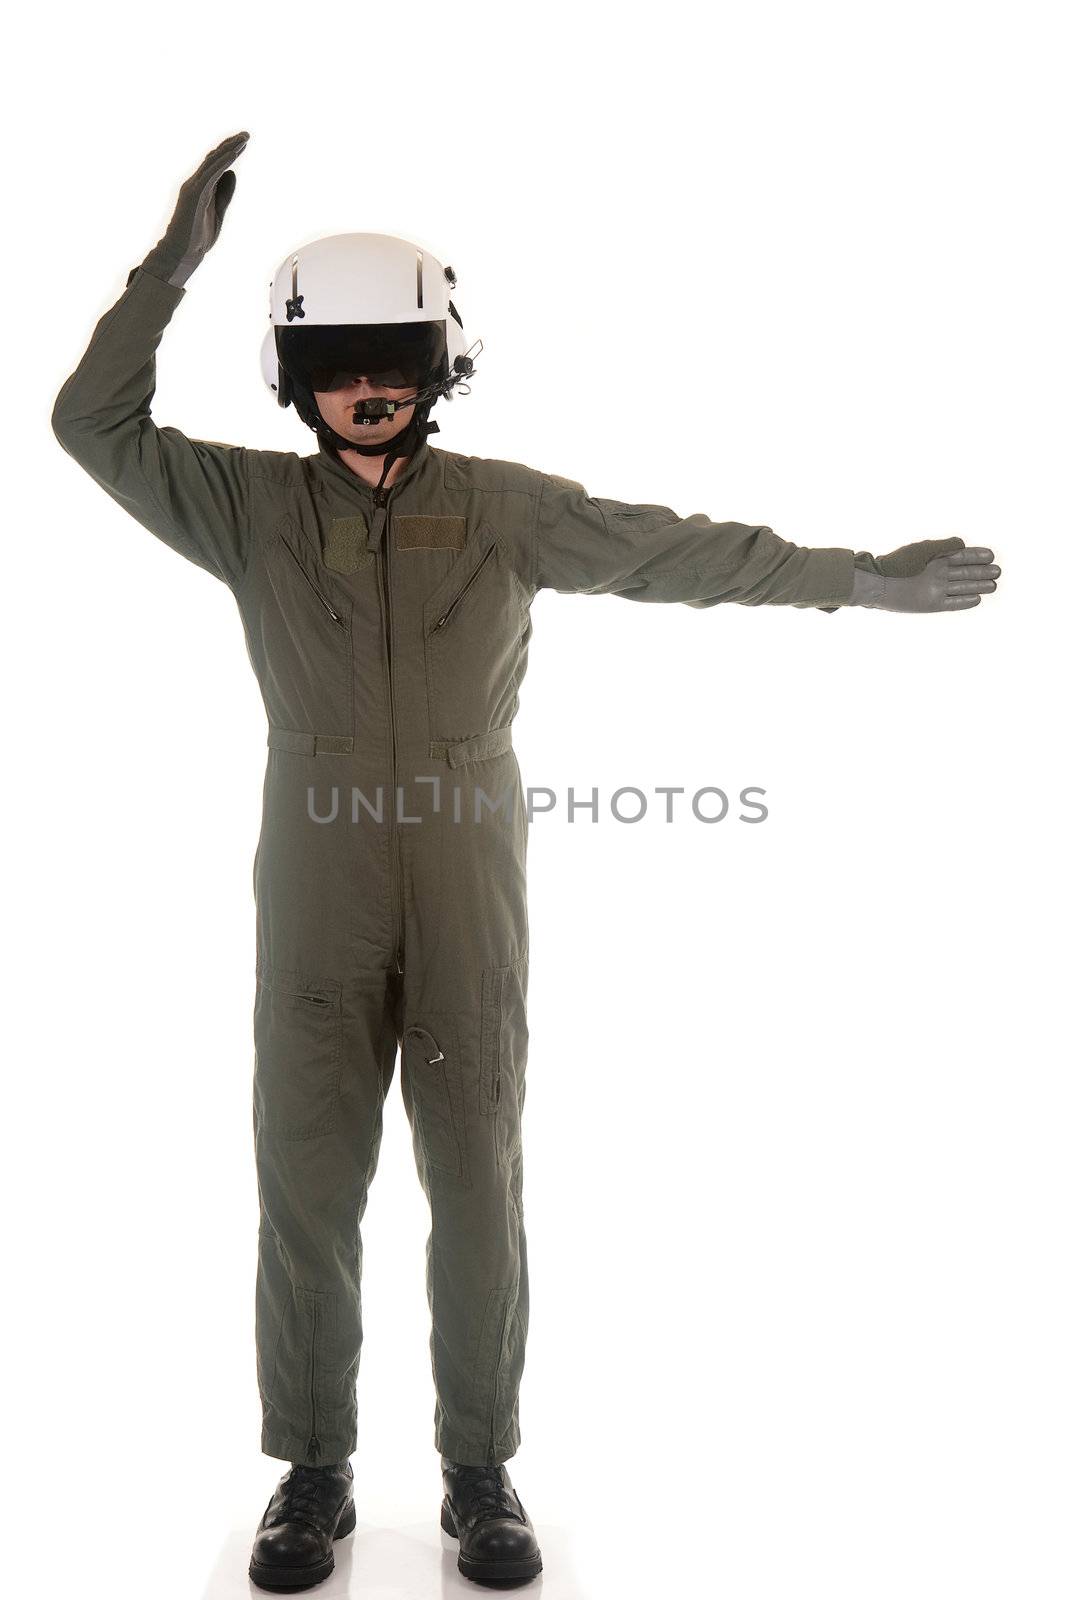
[324,515,374,573]
[394,515,467,551]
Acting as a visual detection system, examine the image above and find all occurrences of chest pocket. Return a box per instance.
[257,513,354,744]
[271,513,349,629]
[422,525,522,746]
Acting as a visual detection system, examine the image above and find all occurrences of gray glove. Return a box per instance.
[819,538,1001,613]
[137,131,250,288]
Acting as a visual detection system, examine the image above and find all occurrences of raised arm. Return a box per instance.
[50,132,256,590]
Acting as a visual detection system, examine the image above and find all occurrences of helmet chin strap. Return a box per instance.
[337,404,440,500]
[292,378,440,500]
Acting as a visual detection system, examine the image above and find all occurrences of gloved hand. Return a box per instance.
[849,538,1001,611]
[138,131,250,288]
[819,537,1001,613]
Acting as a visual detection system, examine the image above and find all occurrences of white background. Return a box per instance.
[5,2,1064,1597]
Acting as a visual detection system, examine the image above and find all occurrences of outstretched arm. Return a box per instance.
[50,132,256,590]
[534,473,1001,613]
[534,473,858,608]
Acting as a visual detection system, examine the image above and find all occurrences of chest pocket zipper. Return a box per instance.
[279,529,345,626]
[431,539,499,632]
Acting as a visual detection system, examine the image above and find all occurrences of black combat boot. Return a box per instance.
[249,1460,357,1592]
[440,1456,543,1587]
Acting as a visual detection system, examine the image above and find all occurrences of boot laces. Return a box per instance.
[279,1464,333,1528]
[452,1464,518,1522]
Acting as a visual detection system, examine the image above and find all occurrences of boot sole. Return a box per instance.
[249,1496,357,1592]
[440,1499,544,1587]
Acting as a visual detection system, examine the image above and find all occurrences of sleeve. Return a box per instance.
[533,471,857,610]
[50,264,255,590]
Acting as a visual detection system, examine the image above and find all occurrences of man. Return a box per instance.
[50,132,1001,1594]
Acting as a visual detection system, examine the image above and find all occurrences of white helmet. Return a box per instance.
[260,232,480,418]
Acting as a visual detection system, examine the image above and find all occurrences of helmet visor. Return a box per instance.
[276,321,447,393]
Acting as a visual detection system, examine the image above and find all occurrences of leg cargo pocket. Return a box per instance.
[404,1021,470,1186]
[253,967,343,1140]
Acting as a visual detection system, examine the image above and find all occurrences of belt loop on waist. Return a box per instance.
[268,728,355,756]
[428,724,513,768]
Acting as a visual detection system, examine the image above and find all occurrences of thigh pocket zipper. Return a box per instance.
[480,968,507,1115]
[479,961,529,1161]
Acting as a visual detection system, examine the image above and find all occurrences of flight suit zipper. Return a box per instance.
[373,487,404,972]
[488,1288,516,1463]
[306,1295,321,1463]
[432,539,498,631]
[279,531,345,626]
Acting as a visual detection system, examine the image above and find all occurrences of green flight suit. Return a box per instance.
[51,264,858,1468]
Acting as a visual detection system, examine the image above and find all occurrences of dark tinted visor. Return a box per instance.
[276,321,447,392]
